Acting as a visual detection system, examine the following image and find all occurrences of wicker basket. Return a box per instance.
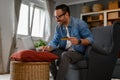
[81,5,90,13]
[108,0,119,9]
[92,4,103,12]
[10,61,50,80]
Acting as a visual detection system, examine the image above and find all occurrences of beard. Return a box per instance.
[57,21,63,25]
[57,20,66,26]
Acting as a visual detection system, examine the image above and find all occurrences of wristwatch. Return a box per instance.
[78,39,81,44]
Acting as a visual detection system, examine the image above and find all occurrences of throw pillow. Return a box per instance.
[10,50,59,62]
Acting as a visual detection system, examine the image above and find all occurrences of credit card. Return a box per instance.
[61,37,68,40]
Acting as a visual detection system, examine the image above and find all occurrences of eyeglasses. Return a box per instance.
[54,12,66,19]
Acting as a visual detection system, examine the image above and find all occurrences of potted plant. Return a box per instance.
[34,39,47,48]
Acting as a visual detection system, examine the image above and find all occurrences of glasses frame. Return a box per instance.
[55,12,66,19]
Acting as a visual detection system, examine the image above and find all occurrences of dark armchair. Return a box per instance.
[66,21,120,80]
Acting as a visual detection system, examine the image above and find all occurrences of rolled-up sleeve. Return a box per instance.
[48,27,60,49]
[78,20,94,44]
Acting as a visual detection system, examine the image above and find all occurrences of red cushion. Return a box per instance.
[10,50,59,62]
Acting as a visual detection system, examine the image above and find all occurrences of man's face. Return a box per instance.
[54,9,66,25]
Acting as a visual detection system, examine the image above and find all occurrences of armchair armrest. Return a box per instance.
[91,44,110,55]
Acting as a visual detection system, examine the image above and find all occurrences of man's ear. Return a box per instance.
[65,12,69,16]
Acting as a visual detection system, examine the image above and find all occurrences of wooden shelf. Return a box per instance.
[81,8,120,28]
[87,19,103,23]
[107,17,120,21]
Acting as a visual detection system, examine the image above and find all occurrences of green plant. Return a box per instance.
[34,39,47,48]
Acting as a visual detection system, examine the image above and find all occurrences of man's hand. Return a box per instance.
[39,46,53,52]
[68,37,91,46]
[68,37,79,45]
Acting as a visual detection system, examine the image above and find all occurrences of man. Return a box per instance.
[40,4,94,80]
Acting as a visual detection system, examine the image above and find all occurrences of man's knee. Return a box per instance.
[61,51,72,62]
[61,51,69,57]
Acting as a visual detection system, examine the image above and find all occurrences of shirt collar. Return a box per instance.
[67,16,73,28]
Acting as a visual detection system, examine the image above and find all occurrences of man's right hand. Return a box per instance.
[39,46,53,52]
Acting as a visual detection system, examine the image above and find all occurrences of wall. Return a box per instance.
[69,0,120,18]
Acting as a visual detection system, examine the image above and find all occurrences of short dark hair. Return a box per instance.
[55,4,70,16]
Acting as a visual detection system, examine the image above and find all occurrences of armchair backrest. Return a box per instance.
[91,26,112,54]
[112,21,120,55]
[91,21,120,55]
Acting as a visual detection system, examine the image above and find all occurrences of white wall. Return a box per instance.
[0,0,14,73]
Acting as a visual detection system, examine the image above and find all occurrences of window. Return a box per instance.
[17,3,28,35]
[31,7,45,37]
[17,1,45,38]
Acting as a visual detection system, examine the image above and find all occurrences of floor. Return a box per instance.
[0,74,53,80]
[0,74,120,80]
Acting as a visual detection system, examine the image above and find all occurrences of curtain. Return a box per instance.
[7,0,21,72]
[0,0,16,74]
[0,25,4,73]
[43,0,56,42]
